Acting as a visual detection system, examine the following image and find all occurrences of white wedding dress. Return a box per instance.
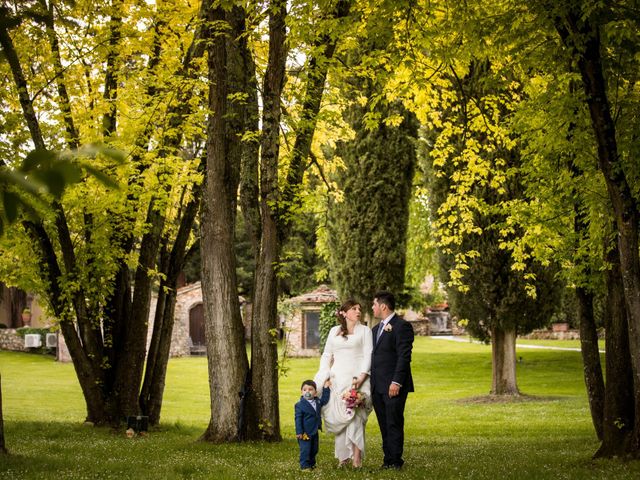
[314,323,373,462]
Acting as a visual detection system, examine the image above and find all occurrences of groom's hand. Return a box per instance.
[389,383,400,397]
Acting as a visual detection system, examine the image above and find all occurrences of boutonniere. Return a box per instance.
[383,323,393,332]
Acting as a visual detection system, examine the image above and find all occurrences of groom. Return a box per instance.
[370,290,414,469]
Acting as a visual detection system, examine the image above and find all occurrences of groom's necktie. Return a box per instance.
[376,323,385,344]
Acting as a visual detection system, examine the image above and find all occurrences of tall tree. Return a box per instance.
[0,0,207,425]
[400,0,640,453]
[199,0,249,442]
[244,0,288,442]
[322,2,418,312]
[548,1,640,457]
[597,233,635,456]
[420,58,562,395]
[328,98,417,309]
[196,0,353,441]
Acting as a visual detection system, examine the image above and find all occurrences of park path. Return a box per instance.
[430,335,606,353]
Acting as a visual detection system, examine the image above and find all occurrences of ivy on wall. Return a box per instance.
[319,302,340,353]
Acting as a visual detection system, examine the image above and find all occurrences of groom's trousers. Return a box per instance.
[372,390,408,467]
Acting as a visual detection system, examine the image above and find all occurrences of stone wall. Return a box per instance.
[520,329,582,340]
[0,329,28,352]
[146,282,253,358]
[147,290,192,358]
[409,319,430,336]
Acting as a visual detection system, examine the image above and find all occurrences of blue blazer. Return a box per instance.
[294,387,330,437]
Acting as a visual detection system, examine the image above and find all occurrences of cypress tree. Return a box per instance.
[328,97,418,311]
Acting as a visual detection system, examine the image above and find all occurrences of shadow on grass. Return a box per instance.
[457,393,570,404]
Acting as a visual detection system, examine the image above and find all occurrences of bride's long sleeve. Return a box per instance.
[313,326,336,387]
[360,325,373,375]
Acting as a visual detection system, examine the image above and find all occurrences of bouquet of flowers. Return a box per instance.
[341,377,366,416]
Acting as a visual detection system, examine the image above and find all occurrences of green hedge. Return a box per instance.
[15,327,52,338]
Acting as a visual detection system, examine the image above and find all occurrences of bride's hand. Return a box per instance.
[355,373,367,389]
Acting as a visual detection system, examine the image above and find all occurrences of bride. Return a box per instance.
[314,300,373,468]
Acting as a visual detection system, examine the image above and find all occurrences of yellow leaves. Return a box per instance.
[362,110,382,131]
[383,114,404,127]
[524,284,538,299]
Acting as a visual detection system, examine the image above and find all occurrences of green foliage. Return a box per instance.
[318,301,339,353]
[14,327,52,338]
[405,183,440,290]
[278,209,329,297]
[0,145,122,235]
[420,59,562,339]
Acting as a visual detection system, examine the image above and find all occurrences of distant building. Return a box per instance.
[147,281,249,357]
[284,285,338,357]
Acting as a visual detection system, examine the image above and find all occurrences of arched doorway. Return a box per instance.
[189,303,205,355]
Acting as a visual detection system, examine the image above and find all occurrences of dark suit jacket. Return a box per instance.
[294,387,330,436]
[371,314,415,394]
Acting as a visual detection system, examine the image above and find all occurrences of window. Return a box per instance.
[304,311,320,349]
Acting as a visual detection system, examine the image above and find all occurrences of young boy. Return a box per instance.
[295,379,330,470]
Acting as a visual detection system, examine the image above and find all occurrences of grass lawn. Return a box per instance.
[1,337,638,479]
[516,338,605,350]
[451,335,604,351]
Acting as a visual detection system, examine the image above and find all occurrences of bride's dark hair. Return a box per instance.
[336,299,360,339]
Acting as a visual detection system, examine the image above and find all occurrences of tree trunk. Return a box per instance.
[0,20,45,150]
[281,0,352,232]
[200,3,249,443]
[595,237,634,458]
[141,187,201,425]
[556,12,640,456]
[113,201,164,418]
[137,0,208,424]
[0,373,7,454]
[40,0,80,149]
[248,220,281,440]
[576,286,605,439]
[142,285,177,424]
[230,5,261,263]
[565,90,605,441]
[490,326,519,395]
[21,220,108,424]
[102,0,123,138]
[245,0,288,442]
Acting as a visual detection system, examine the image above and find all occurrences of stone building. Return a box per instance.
[284,285,338,357]
[146,283,195,358]
[7,283,206,360]
[146,281,250,357]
